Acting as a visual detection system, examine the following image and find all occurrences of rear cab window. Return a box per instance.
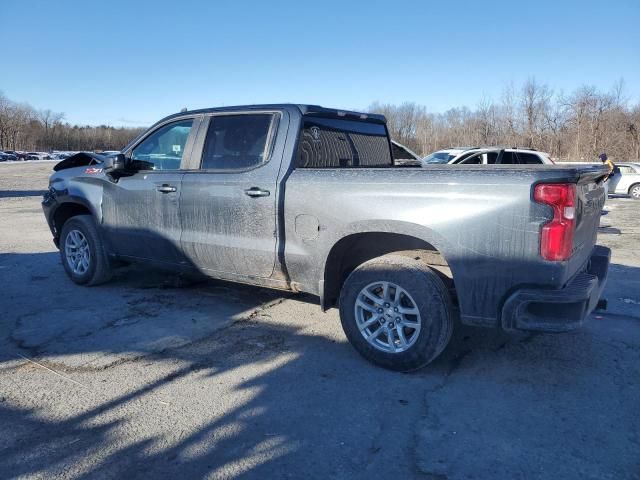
[296,116,392,168]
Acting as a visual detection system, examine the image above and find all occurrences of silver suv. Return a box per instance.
[422,147,554,166]
[608,163,640,199]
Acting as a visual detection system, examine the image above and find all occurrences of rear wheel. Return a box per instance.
[339,254,453,371]
[60,215,112,285]
[629,183,640,200]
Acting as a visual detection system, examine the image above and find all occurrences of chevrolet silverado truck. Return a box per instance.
[43,104,610,371]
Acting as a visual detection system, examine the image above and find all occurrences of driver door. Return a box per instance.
[102,117,200,264]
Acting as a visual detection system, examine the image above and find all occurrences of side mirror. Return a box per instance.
[103,153,127,173]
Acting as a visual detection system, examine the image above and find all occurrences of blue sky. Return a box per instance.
[2,0,639,126]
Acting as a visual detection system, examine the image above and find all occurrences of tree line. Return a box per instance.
[3,79,640,160]
[0,92,144,152]
[370,78,640,161]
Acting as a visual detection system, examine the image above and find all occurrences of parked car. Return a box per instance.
[0,152,18,161]
[422,147,477,165]
[607,163,640,199]
[0,150,20,162]
[421,147,554,166]
[25,152,52,160]
[3,150,27,160]
[49,152,72,160]
[43,104,610,371]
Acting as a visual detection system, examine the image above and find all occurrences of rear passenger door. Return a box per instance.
[179,111,287,278]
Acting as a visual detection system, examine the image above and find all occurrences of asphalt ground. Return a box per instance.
[1,162,638,479]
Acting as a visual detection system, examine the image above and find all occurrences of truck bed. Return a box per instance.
[283,164,608,326]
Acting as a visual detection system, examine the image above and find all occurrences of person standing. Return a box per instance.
[599,152,615,200]
[599,152,614,174]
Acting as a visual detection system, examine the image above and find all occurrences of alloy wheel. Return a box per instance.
[64,229,91,275]
[354,281,422,353]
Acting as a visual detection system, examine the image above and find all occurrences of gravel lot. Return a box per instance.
[1,162,639,479]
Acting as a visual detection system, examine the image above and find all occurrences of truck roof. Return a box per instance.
[160,104,387,125]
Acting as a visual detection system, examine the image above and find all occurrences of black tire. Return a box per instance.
[629,183,640,200]
[339,254,453,372]
[59,215,113,286]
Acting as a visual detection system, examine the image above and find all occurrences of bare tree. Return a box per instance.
[520,77,552,149]
[370,79,639,161]
[0,93,143,152]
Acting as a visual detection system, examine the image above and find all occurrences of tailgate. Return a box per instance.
[567,166,608,280]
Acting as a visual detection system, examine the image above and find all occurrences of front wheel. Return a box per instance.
[339,254,453,371]
[60,215,113,285]
[629,183,640,200]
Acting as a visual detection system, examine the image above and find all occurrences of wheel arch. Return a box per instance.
[320,228,456,310]
[52,200,95,240]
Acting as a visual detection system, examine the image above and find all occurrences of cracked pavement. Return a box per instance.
[0,162,639,479]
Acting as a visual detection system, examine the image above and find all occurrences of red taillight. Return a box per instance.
[534,183,576,261]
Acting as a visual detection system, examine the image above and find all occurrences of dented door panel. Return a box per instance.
[102,172,185,263]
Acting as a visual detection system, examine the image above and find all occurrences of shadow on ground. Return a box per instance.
[1,252,639,479]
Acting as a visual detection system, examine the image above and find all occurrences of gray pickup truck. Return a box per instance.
[43,104,610,371]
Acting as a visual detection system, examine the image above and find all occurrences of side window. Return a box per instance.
[296,117,392,168]
[618,166,633,174]
[131,119,193,170]
[453,152,475,163]
[499,152,517,164]
[201,114,274,170]
[485,152,498,164]
[459,153,483,164]
[517,152,543,164]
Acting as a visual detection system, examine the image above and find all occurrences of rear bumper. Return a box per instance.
[501,245,611,332]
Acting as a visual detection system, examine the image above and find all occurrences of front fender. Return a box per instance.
[49,173,105,224]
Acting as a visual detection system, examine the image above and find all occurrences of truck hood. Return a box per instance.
[53,152,105,171]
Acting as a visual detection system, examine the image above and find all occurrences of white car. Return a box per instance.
[422,147,554,166]
[422,147,475,165]
[608,163,640,200]
[25,152,52,160]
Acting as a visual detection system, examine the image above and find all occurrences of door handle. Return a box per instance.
[156,185,177,193]
[244,187,270,198]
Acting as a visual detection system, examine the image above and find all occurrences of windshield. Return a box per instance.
[422,151,455,164]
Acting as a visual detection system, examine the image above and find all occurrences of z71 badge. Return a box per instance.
[84,167,103,174]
